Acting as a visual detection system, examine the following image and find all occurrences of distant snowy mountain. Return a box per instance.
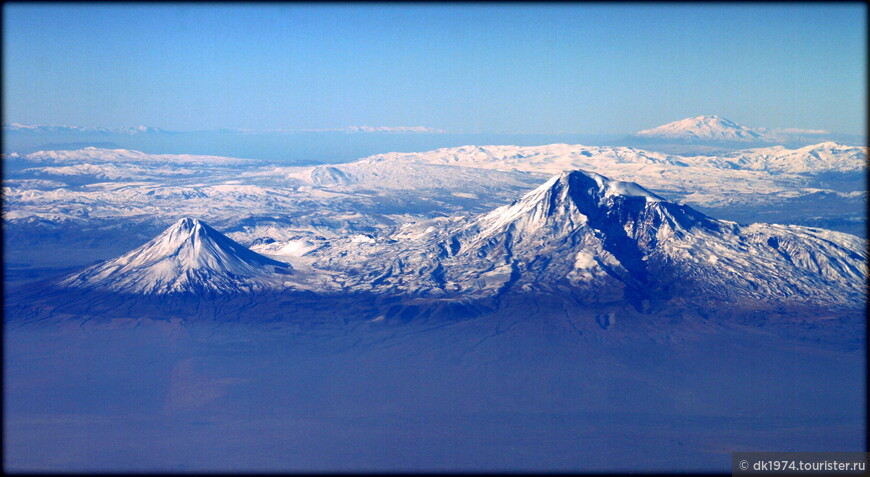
[631,116,864,148]
[61,218,292,294]
[634,115,774,142]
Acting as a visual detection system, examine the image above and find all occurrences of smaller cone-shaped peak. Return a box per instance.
[61,217,290,294]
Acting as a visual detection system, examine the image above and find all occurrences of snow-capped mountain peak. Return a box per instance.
[473,170,675,242]
[413,169,866,307]
[61,218,292,294]
[635,115,771,142]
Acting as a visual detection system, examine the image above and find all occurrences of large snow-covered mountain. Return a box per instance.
[440,170,866,306]
[61,218,292,294]
[291,170,865,308]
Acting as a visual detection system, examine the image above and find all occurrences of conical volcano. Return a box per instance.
[61,218,291,294]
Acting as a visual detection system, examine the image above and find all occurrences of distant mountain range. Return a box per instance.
[358,141,867,176]
[6,117,859,143]
[3,123,170,135]
[3,123,446,135]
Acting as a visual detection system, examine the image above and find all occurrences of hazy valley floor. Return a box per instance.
[4,305,865,472]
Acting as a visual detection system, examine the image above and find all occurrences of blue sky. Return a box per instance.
[3,3,866,134]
